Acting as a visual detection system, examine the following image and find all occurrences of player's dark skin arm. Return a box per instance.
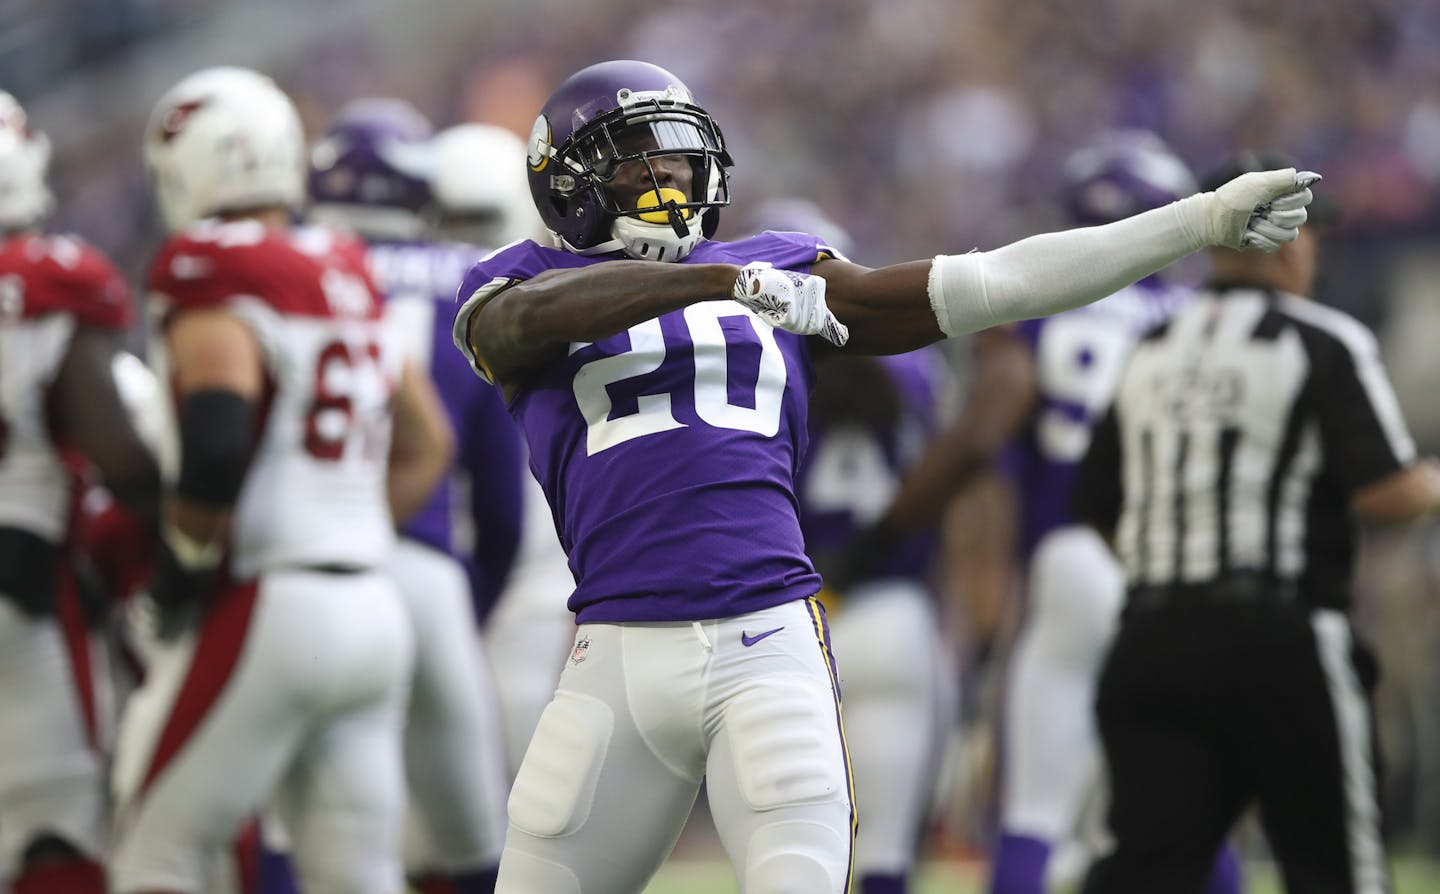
[468,261,741,389]
[49,327,161,524]
[812,258,947,355]
[877,326,1037,532]
[822,327,1036,587]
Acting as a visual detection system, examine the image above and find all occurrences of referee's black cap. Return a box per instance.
[1200,149,1341,225]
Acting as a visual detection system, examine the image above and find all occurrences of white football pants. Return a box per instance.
[110,569,413,894]
[0,591,107,874]
[1000,525,1124,841]
[827,579,949,879]
[497,597,855,894]
[390,538,510,872]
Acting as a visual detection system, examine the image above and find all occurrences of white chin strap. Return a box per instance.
[566,213,705,262]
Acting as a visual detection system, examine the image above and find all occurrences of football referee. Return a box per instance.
[1074,152,1440,894]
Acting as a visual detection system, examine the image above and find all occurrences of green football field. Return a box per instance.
[639,856,1440,893]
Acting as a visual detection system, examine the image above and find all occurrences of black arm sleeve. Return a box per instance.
[176,390,255,506]
[1071,403,1124,537]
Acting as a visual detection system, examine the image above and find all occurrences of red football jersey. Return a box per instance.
[0,233,136,543]
[146,220,400,577]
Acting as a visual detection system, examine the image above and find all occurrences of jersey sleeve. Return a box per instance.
[32,236,134,330]
[1310,323,1417,492]
[450,240,555,383]
[1071,402,1124,535]
[147,234,255,316]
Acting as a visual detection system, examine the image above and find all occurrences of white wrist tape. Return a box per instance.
[927,196,1211,336]
[163,522,224,570]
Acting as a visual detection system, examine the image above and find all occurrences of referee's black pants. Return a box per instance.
[1080,597,1388,894]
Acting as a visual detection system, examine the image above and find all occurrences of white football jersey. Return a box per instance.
[0,233,134,542]
[148,220,402,576]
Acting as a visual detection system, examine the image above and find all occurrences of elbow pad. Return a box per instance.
[175,389,254,506]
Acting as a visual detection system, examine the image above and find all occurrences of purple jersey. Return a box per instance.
[797,349,947,583]
[368,238,527,617]
[1004,277,1190,557]
[457,232,841,624]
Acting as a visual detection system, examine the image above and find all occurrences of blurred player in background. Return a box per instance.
[109,66,445,894]
[746,198,956,894]
[1074,151,1412,894]
[987,132,1242,894]
[308,98,512,894]
[426,121,578,779]
[452,59,1314,894]
[0,90,159,894]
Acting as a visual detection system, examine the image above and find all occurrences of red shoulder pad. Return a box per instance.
[148,221,382,321]
[0,234,134,330]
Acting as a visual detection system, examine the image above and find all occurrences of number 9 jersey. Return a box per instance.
[1004,277,1191,559]
[147,219,402,577]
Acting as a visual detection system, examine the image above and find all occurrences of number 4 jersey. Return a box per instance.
[148,220,402,578]
[454,232,839,624]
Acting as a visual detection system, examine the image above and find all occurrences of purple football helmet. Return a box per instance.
[1062,129,1196,226]
[308,97,434,236]
[527,60,732,261]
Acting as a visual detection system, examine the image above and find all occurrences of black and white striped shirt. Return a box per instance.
[1075,286,1416,609]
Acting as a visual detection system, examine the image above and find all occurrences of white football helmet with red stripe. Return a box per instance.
[144,67,306,233]
[0,91,53,231]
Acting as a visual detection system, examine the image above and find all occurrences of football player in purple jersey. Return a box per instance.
[451,60,1317,894]
[308,98,512,894]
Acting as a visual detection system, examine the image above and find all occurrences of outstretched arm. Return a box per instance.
[815,169,1316,355]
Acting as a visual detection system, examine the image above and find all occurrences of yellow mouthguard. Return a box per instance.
[636,188,691,223]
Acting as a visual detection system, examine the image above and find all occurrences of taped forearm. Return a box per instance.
[928,195,1211,336]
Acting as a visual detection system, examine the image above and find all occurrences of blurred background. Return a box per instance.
[12,0,1440,889]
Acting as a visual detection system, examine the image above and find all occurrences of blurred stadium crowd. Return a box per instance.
[8,0,1440,879]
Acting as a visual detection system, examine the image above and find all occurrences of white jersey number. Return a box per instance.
[573,301,787,456]
[803,429,897,525]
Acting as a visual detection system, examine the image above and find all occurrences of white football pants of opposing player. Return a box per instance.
[110,570,413,894]
[389,538,511,873]
[497,598,855,894]
[0,590,109,876]
[482,471,576,778]
[826,579,952,882]
[1000,525,1123,862]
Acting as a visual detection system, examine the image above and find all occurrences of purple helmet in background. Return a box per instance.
[527,60,733,261]
[308,97,434,238]
[1062,129,1197,226]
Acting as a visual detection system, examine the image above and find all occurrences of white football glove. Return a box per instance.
[731,261,850,347]
[1202,168,1321,252]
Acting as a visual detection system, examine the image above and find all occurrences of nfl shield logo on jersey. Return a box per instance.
[570,637,591,664]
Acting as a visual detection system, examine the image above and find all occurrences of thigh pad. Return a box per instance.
[507,691,613,839]
[725,681,846,813]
